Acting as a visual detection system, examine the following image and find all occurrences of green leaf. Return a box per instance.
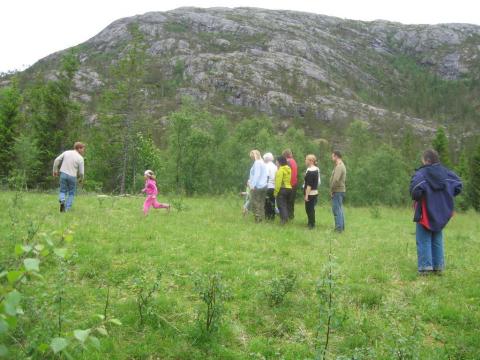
[40,249,50,257]
[73,329,90,343]
[14,244,32,256]
[64,233,74,243]
[89,335,100,349]
[23,258,40,272]
[5,316,17,329]
[0,319,8,335]
[0,271,7,279]
[29,272,45,280]
[50,337,68,354]
[6,271,23,284]
[54,248,68,259]
[37,343,49,353]
[4,291,22,316]
[96,326,108,336]
[14,244,24,256]
[63,350,74,360]
[0,344,8,357]
[95,314,105,320]
[108,318,122,326]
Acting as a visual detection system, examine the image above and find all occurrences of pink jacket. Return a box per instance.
[142,179,158,196]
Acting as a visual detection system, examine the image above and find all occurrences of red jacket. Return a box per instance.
[288,158,298,187]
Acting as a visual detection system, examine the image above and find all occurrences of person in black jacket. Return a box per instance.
[303,154,320,229]
[409,149,462,275]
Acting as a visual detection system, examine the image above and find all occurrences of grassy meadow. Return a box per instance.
[0,191,479,359]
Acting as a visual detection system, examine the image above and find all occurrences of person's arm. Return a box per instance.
[409,173,425,201]
[52,152,64,176]
[304,185,311,201]
[292,161,298,186]
[250,161,261,189]
[330,166,341,191]
[447,170,463,197]
[78,158,85,182]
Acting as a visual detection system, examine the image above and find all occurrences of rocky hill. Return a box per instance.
[15,7,480,138]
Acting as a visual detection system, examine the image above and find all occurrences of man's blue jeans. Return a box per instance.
[59,172,77,211]
[332,192,345,231]
[416,223,444,271]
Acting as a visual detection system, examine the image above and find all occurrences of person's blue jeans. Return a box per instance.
[332,192,345,231]
[59,172,77,211]
[416,223,444,271]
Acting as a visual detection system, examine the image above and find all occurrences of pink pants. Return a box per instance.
[143,195,169,215]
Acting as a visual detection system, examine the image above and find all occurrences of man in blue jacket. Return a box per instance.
[409,149,462,275]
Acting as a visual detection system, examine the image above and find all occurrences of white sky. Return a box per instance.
[1,0,479,73]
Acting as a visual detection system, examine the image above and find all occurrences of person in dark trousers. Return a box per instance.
[263,152,277,220]
[282,149,298,220]
[330,150,346,232]
[304,154,320,229]
[248,149,268,223]
[409,149,462,276]
[274,156,292,225]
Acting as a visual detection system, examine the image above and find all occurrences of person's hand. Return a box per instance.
[53,171,59,177]
[330,192,333,199]
[304,195,309,202]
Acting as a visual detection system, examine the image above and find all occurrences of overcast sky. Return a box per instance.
[1,0,479,73]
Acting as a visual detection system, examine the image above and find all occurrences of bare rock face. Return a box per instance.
[22,7,480,135]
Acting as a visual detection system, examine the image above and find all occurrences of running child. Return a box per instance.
[142,170,170,215]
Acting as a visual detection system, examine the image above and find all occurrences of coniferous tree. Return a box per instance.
[93,23,148,194]
[455,149,471,211]
[0,79,22,178]
[28,50,82,185]
[432,127,452,168]
[471,143,480,212]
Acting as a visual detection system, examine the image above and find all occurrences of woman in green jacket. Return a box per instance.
[275,156,292,224]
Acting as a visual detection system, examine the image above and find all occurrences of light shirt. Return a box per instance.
[265,161,278,189]
[53,150,84,178]
[249,159,268,189]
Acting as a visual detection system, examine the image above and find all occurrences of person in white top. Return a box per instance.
[53,142,86,212]
[263,152,278,220]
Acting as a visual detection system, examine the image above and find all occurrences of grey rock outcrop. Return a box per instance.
[19,7,480,136]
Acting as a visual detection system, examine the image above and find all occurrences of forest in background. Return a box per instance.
[0,24,479,210]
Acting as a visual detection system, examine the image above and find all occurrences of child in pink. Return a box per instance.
[142,170,170,215]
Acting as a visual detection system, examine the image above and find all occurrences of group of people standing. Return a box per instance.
[246,148,347,231]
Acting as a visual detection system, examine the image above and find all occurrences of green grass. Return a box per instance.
[1,191,479,359]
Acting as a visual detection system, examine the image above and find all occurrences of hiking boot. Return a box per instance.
[418,270,431,276]
[60,201,65,213]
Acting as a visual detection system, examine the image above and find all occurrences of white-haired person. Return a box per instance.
[248,150,268,222]
[263,152,277,220]
[141,170,170,215]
